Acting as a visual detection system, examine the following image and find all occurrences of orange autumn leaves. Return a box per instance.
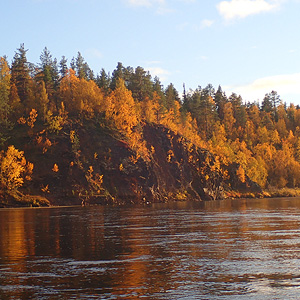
[0,146,33,190]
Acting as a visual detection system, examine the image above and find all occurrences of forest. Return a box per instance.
[1,44,300,206]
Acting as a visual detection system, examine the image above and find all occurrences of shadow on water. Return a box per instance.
[1,197,300,299]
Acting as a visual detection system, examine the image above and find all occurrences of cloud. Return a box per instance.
[217,0,281,21]
[86,48,103,59]
[225,73,300,102]
[199,55,208,60]
[125,0,165,8]
[146,66,170,81]
[200,19,214,28]
[179,0,196,3]
[124,0,174,14]
[178,19,214,32]
[126,0,151,7]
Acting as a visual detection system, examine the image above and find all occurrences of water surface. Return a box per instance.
[1,198,300,299]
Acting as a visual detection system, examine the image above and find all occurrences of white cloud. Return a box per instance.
[125,0,165,8]
[126,0,151,7]
[225,73,300,103]
[199,55,208,60]
[217,0,281,21]
[86,48,103,59]
[200,19,214,28]
[124,0,173,14]
[146,66,170,81]
[179,0,196,3]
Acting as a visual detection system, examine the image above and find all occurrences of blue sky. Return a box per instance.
[2,0,300,105]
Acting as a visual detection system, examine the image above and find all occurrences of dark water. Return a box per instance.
[1,198,300,299]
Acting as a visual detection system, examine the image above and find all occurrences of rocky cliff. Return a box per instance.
[2,121,261,207]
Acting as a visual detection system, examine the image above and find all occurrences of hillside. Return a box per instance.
[1,45,300,207]
[0,119,261,207]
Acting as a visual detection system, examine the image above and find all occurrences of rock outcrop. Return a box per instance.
[8,121,261,206]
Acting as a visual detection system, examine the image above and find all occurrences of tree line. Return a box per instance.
[1,44,300,192]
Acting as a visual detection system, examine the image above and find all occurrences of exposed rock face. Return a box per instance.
[17,122,260,206]
[142,125,224,202]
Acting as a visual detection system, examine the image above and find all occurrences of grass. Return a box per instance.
[224,187,300,200]
[264,187,300,198]
[0,190,50,208]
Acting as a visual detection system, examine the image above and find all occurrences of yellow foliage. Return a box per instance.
[105,79,138,135]
[236,165,245,183]
[0,145,33,190]
[140,95,160,123]
[41,184,50,193]
[167,150,174,162]
[52,163,59,172]
[27,109,38,128]
[18,109,38,128]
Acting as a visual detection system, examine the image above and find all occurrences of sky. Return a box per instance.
[2,0,300,105]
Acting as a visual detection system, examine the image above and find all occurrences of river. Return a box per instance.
[1,198,300,299]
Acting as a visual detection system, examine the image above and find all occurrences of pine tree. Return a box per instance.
[127,66,153,102]
[59,56,68,77]
[96,68,111,93]
[11,44,32,106]
[165,83,179,109]
[110,62,125,90]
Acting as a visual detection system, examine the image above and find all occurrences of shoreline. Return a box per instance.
[2,187,300,209]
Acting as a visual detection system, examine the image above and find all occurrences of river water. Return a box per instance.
[1,198,300,299]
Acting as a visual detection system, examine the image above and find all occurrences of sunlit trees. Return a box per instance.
[127,66,153,102]
[0,57,11,127]
[4,45,300,195]
[165,83,180,110]
[0,145,33,191]
[59,69,80,114]
[59,68,105,117]
[36,81,49,121]
[105,78,139,135]
[223,102,236,140]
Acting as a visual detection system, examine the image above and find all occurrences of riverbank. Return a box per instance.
[225,187,300,199]
[2,187,300,208]
[0,190,50,208]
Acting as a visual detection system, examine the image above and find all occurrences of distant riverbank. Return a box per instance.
[225,187,300,199]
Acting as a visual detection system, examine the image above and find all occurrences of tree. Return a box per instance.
[39,47,59,95]
[59,68,104,116]
[223,102,236,139]
[110,62,125,90]
[0,145,33,191]
[9,82,22,119]
[106,78,138,134]
[127,66,153,102]
[96,68,111,93]
[247,103,260,128]
[59,56,68,77]
[229,93,246,128]
[165,83,180,109]
[59,69,81,114]
[36,81,49,121]
[0,57,11,127]
[261,93,273,113]
[75,52,93,80]
[140,94,159,123]
[262,91,281,121]
[10,44,32,107]
[214,85,227,120]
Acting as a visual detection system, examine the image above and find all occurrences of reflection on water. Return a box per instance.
[1,198,300,299]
